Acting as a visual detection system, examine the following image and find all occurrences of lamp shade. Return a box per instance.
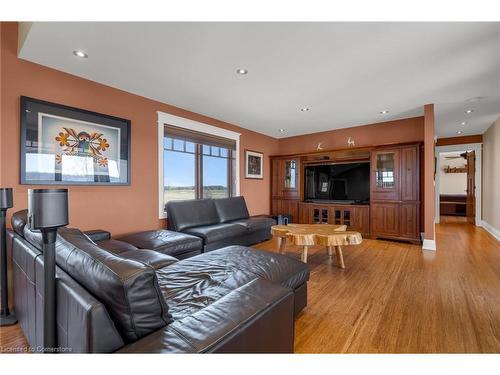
[28,189,69,230]
[0,188,13,210]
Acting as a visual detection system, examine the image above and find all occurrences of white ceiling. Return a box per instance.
[18,22,500,138]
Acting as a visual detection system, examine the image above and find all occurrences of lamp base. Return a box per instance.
[0,310,17,326]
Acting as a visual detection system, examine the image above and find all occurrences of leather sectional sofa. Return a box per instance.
[8,209,309,353]
[166,196,276,252]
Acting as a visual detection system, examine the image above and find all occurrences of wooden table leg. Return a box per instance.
[334,245,345,269]
[301,245,309,263]
[327,245,333,257]
[278,236,287,254]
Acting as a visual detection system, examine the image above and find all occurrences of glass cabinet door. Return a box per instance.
[375,152,396,189]
[284,159,297,189]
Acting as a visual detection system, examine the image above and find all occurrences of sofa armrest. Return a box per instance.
[118,278,295,353]
[84,229,111,242]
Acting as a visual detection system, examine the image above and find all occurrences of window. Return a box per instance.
[158,111,240,218]
[163,137,234,203]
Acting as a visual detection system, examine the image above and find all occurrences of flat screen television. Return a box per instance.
[304,162,370,204]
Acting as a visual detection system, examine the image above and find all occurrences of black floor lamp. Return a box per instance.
[28,188,69,353]
[0,188,17,326]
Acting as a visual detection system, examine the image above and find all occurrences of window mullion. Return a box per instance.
[196,144,203,199]
[228,152,232,197]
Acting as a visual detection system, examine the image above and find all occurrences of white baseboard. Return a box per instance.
[422,239,436,251]
[479,220,500,241]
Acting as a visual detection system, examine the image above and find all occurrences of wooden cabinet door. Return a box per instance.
[400,203,418,239]
[281,158,300,198]
[298,203,309,223]
[371,148,401,201]
[352,206,370,236]
[283,200,299,223]
[271,198,281,216]
[271,159,282,197]
[371,203,400,237]
[401,145,418,201]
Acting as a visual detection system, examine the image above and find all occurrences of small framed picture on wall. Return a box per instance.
[245,150,264,179]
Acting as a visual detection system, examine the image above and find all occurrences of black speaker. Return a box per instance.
[28,188,69,352]
[28,189,69,230]
[0,188,13,210]
[0,188,16,326]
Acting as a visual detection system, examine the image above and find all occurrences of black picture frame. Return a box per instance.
[20,96,131,185]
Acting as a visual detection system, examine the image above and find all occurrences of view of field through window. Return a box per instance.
[164,137,232,203]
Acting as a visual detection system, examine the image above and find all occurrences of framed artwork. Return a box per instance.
[20,96,131,185]
[245,149,264,179]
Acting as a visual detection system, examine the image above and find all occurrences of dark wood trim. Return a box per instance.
[436,135,483,147]
[270,142,424,159]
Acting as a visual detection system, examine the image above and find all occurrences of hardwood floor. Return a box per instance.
[0,324,29,353]
[1,222,499,353]
[255,222,500,353]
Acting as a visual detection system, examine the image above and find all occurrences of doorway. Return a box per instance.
[435,143,482,225]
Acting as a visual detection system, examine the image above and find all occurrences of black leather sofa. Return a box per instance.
[166,196,276,252]
[8,210,309,353]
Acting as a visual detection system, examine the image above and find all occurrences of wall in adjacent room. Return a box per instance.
[0,22,279,236]
[438,155,467,195]
[482,117,500,234]
[277,116,424,155]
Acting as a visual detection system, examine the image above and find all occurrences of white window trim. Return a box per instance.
[157,111,241,219]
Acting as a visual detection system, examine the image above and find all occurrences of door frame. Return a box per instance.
[435,143,482,225]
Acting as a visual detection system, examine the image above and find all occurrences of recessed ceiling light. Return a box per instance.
[457,130,463,135]
[380,110,389,114]
[465,109,474,114]
[73,50,88,58]
[300,108,310,112]
[461,121,466,126]
[278,129,285,133]
[236,68,248,75]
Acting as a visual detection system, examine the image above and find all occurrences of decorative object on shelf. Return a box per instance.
[0,188,17,326]
[443,165,467,173]
[28,188,69,352]
[316,142,324,151]
[20,96,131,185]
[245,149,264,179]
[347,137,355,147]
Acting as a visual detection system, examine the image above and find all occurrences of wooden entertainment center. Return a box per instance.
[270,143,422,244]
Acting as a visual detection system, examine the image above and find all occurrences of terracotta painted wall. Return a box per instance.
[0,23,279,236]
[278,117,424,155]
[423,104,435,244]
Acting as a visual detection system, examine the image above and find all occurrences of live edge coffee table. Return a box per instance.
[271,224,363,268]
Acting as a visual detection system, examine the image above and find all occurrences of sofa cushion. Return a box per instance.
[232,216,276,231]
[166,199,220,231]
[96,239,139,254]
[155,245,309,320]
[213,196,250,223]
[117,230,202,257]
[184,223,247,244]
[54,228,172,343]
